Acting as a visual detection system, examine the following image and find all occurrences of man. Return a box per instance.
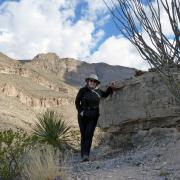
[75,74,115,162]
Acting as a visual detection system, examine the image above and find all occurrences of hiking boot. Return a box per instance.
[82,155,89,162]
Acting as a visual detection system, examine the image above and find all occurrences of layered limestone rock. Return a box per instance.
[0,73,77,126]
[0,91,37,131]
[0,53,21,74]
[99,72,180,131]
[27,53,67,77]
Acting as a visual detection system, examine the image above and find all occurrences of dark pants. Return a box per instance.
[78,114,98,157]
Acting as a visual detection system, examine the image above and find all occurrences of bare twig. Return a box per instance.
[103,0,180,105]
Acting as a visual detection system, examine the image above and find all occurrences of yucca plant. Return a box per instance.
[33,110,71,150]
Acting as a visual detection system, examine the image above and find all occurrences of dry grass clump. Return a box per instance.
[22,144,68,180]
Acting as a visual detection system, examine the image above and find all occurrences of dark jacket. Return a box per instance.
[75,85,113,120]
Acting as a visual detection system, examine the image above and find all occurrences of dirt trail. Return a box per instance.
[67,128,180,180]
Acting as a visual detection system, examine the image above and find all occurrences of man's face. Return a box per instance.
[88,79,98,89]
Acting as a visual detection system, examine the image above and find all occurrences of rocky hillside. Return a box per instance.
[69,127,180,179]
[0,52,135,130]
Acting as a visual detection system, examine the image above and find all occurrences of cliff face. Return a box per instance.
[99,72,180,131]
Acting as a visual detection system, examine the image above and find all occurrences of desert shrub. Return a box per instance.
[68,129,81,150]
[0,129,34,180]
[22,144,68,180]
[32,110,71,151]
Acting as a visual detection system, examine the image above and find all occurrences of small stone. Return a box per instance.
[96,166,100,169]
[127,176,133,179]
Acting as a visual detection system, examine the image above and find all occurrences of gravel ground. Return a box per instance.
[65,128,180,180]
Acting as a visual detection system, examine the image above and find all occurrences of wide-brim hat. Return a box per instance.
[85,74,100,84]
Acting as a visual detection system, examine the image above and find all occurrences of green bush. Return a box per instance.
[33,110,71,150]
[0,129,34,180]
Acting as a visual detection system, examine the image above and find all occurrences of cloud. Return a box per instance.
[83,0,107,20]
[0,0,100,59]
[89,36,150,70]
[83,0,116,27]
[140,0,174,37]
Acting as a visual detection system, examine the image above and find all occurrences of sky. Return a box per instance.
[0,0,162,70]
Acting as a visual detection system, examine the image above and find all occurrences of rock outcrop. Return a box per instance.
[99,72,180,131]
